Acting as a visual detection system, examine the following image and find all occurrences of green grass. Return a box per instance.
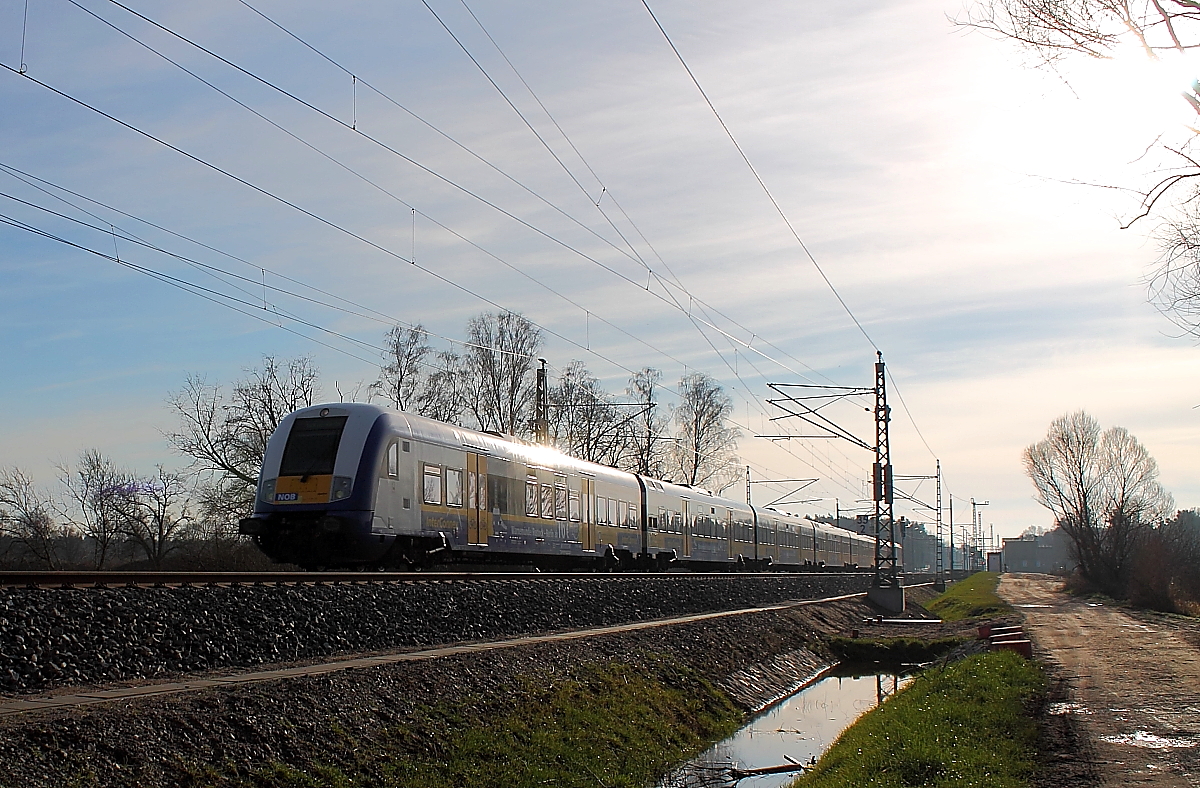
[791,651,1045,788]
[827,636,966,665]
[181,659,743,788]
[926,572,1011,621]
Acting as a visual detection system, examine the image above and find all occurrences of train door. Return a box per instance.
[466,453,490,545]
[682,499,691,557]
[581,478,595,551]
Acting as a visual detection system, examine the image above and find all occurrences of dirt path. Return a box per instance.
[999,574,1200,786]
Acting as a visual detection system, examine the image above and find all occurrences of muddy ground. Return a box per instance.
[1000,574,1200,787]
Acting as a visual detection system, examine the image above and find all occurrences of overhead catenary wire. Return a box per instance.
[430,0,836,392]
[639,1,944,468]
[96,0,835,388]
[2,9,909,512]
[639,0,878,354]
[419,0,877,498]
[0,156,867,501]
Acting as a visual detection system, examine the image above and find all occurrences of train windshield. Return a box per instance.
[279,416,348,477]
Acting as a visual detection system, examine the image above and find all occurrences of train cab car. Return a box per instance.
[238,404,388,568]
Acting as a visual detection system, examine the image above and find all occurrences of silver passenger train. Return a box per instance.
[239,403,890,571]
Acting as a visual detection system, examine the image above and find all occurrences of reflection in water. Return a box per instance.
[656,669,911,788]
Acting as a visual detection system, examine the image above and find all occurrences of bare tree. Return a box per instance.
[372,324,431,411]
[958,0,1200,330]
[1024,411,1173,595]
[459,311,542,436]
[548,361,628,465]
[114,467,195,569]
[0,467,65,569]
[414,349,466,424]
[166,356,318,524]
[621,367,670,477]
[670,372,740,490]
[57,450,131,570]
[956,0,1199,66]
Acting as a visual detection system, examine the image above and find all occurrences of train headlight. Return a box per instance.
[259,477,277,503]
[331,476,352,500]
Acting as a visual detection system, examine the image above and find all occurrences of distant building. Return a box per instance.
[1002,527,1074,573]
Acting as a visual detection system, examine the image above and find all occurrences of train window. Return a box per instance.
[526,477,538,517]
[423,465,442,505]
[477,473,487,510]
[467,471,477,510]
[540,482,554,519]
[279,416,347,477]
[488,474,507,514]
[628,505,638,529]
[568,490,580,522]
[657,507,667,531]
[595,496,606,524]
[386,442,399,478]
[554,476,568,520]
[618,500,628,527]
[446,468,463,507]
[402,441,410,452]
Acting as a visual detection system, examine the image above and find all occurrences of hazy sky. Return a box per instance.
[2,0,1197,540]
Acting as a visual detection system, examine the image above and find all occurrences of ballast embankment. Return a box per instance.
[0,573,871,694]
[0,596,873,788]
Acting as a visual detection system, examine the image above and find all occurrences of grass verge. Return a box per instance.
[791,651,1045,788]
[926,572,1011,621]
[183,659,743,788]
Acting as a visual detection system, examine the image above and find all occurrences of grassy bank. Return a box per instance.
[182,659,742,788]
[791,651,1044,788]
[926,572,1011,621]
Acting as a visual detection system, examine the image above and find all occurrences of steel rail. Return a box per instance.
[0,569,876,589]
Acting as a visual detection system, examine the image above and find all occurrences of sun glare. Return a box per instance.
[964,44,1200,223]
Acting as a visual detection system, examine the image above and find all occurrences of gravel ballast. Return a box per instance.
[0,573,871,695]
[0,596,875,788]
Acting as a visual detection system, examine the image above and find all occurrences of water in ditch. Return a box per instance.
[655,668,913,788]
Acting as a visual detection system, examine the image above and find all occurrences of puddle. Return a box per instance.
[656,669,912,788]
[1015,604,1051,608]
[1047,702,1092,715]
[1099,731,1198,749]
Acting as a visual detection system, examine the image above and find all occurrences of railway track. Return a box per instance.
[0,569,875,589]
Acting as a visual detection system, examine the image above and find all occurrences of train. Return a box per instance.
[238,402,892,572]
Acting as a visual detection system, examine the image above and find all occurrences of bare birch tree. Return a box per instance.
[0,467,65,569]
[166,356,318,524]
[114,467,195,569]
[372,324,431,411]
[459,311,542,436]
[57,450,131,570]
[621,368,670,477]
[548,361,628,465]
[1024,411,1173,594]
[671,372,740,491]
[958,0,1200,331]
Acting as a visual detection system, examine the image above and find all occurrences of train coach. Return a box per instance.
[238,402,892,572]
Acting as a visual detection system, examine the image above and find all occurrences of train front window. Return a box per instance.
[279,416,347,477]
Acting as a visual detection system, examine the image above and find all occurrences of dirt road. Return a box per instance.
[999,574,1200,787]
